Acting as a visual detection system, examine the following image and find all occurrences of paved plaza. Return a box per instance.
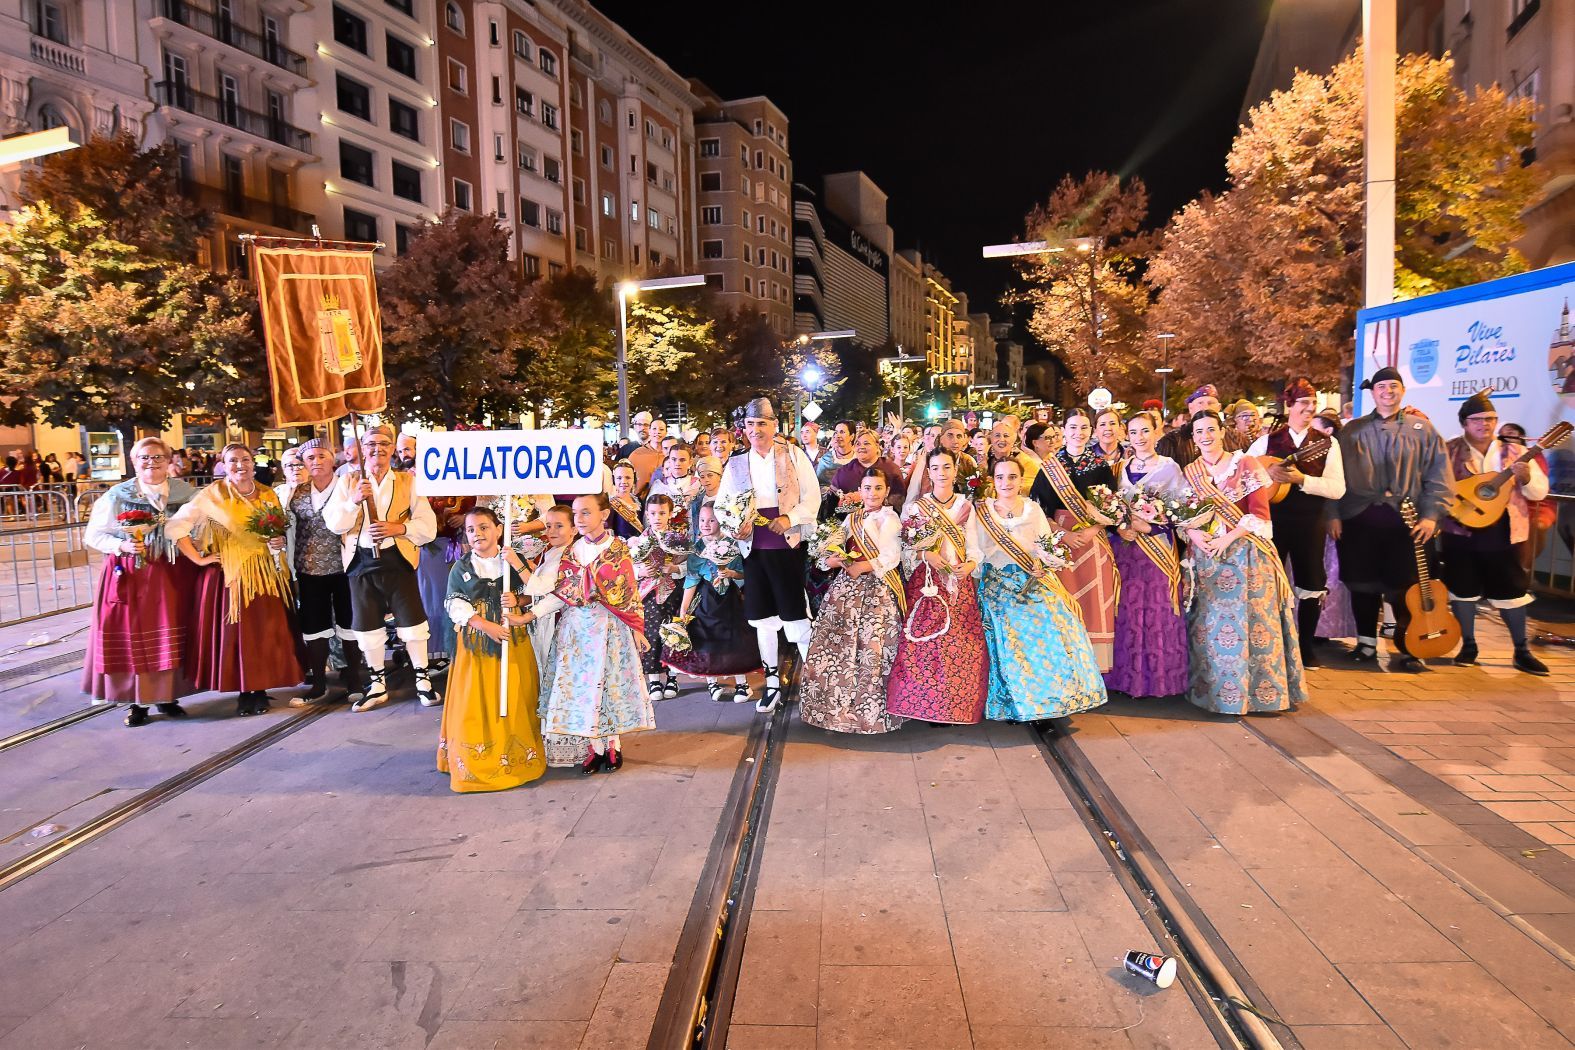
[2,607,1575,1049]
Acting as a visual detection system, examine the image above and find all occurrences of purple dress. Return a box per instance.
[1105,460,1190,698]
[1314,536,1357,640]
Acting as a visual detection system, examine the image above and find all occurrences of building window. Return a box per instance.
[538,48,557,76]
[515,87,533,117]
[493,134,504,161]
[389,98,419,141]
[757,216,765,233]
[446,59,467,95]
[598,99,612,124]
[391,160,422,202]
[488,19,499,46]
[661,131,672,150]
[700,138,720,158]
[496,190,507,217]
[646,160,658,184]
[513,31,531,58]
[450,119,470,153]
[521,253,540,277]
[753,118,762,134]
[571,129,583,154]
[662,171,673,192]
[574,226,587,251]
[541,102,558,130]
[549,261,563,277]
[650,250,662,267]
[645,118,656,139]
[570,82,583,107]
[647,208,659,229]
[521,199,540,227]
[386,0,414,15]
[35,0,67,43]
[744,276,752,293]
[336,74,371,121]
[700,172,721,191]
[344,207,377,243]
[755,149,763,169]
[630,200,640,223]
[339,141,374,186]
[1511,68,1540,104]
[545,209,563,233]
[517,143,537,171]
[444,1,464,35]
[452,179,472,211]
[543,156,561,183]
[627,111,636,129]
[601,192,614,218]
[602,239,617,260]
[572,178,585,204]
[701,206,721,225]
[702,240,723,260]
[395,222,415,254]
[386,33,417,78]
[600,145,613,169]
[332,5,367,53]
[491,76,502,105]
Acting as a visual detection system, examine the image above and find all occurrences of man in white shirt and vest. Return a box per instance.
[717,396,820,714]
[323,426,440,711]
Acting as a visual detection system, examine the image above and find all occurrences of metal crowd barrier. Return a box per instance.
[0,519,96,627]
[1531,493,1575,598]
[0,485,74,525]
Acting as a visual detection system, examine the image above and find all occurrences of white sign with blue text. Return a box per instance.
[413,429,605,497]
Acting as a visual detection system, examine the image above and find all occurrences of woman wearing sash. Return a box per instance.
[975,458,1107,721]
[81,437,199,726]
[800,468,905,734]
[608,462,645,539]
[169,443,304,717]
[536,493,652,773]
[886,449,988,725]
[436,506,546,793]
[1107,410,1190,698]
[1028,409,1120,672]
[1182,411,1306,714]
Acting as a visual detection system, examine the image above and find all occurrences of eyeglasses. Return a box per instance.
[134,455,169,464]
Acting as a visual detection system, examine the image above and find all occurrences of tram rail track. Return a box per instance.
[0,701,113,754]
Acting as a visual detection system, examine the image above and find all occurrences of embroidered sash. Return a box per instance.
[846,510,907,615]
[611,497,643,532]
[915,496,969,564]
[1041,452,1121,609]
[977,500,1077,611]
[1182,458,1292,602]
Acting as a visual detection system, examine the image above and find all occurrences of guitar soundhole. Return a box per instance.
[1475,484,1496,500]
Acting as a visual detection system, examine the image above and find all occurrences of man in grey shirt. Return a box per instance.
[1332,367,1450,672]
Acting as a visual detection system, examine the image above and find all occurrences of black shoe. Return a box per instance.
[155,702,188,719]
[1349,644,1379,664]
[1389,654,1429,674]
[1514,648,1550,676]
[580,747,608,775]
[1455,642,1479,666]
[1300,647,1323,670]
[124,704,150,727]
[606,745,623,771]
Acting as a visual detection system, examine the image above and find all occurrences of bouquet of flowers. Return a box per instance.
[514,534,548,565]
[1124,486,1170,527]
[1034,530,1073,571]
[808,520,853,563]
[699,536,743,593]
[116,509,160,569]
[247,503,290,542]
[627,533,656,564]
[658,616,693,654]
[1165,489,1216,531]
[714,491,769,538]
[670,504,690,535]
[1083,484,1128,528]
[963,474,985,501]
[658,530,692,578]
[900,514,940,554]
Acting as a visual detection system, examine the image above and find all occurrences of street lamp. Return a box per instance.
[1154,332,1176,411]
[793,330,854,430]
[877,347,926,423]
[615,274,707,440]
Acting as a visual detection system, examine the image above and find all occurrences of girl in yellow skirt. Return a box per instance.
[436,506,547,793]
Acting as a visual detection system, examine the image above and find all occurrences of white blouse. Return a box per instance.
[84,480,171,555]
[971,498,1055,571]
[444,551,521,629]
[844,507,901,576]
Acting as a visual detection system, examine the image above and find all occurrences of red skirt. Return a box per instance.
[185,564,304,693]
[82,554,196,703]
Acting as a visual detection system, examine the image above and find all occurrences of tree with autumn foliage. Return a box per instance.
[1007,172,1153,399]
[1149,51,1540,387]
[532,268,616,424]
[379,209,558,429]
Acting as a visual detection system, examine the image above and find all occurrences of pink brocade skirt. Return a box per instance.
[1054,511,1117,672]
[82,554,197,703]
[185,564,304,694]
[885,567,988,724]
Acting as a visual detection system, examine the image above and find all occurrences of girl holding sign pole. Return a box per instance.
[436,507,547,792]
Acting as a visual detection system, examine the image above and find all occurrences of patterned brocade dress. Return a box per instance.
[974,499,1107,722]
[1106,458,1190,698]
[1183,453,1307,714]
[885,494,989,725]
[799,508,905,734]
[1030,448,1120,672]
[436,552,546,792]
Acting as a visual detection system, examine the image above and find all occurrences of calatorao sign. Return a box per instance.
[414,429,604,496]
[1354,260,1575,490]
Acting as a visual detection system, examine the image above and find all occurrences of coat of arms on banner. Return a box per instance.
[316,291,364,375]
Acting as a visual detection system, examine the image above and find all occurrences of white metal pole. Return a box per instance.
[616,288,631,441]
[1363,0,1397,309]
[499,508,510,719]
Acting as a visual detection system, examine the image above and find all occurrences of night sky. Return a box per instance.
[599,0,1272,320]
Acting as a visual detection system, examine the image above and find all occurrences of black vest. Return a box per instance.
[1266,427,1328,515]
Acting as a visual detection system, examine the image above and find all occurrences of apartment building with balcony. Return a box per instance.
[791,170,892,349]
[889,247,924,353]
[693,83,792,334]
[0,1,152,205]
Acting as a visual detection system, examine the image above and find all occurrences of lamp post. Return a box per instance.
[615,274,707,440]
[792,329,854,432]
[0,126,81,168]
[1154,332,1176,412]
[877,347,926,423]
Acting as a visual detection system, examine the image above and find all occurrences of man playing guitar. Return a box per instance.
[1248,377,1346,668]
[1332,367,1451,672]
[1441,392,1549,675]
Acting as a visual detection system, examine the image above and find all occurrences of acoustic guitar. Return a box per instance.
[1256,434,1333,504]
[1399,498,1460,660]
[1446,421,1571,529]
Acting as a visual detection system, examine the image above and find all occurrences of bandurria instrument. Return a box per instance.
[1446,421,1571,529]
[1399,497,1460,660]
[1256,434,1333,505]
